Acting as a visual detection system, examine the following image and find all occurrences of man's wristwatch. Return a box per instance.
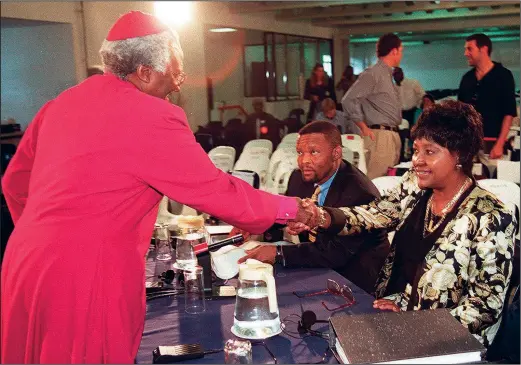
[275,245,285,266]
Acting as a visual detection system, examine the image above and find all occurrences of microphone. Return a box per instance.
[195,234,244,256]
[209,234,244,251]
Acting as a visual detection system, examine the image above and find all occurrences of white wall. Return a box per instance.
[1,1,333,130]
[206,30,246,114]
[1,22,77,130]
[1,1,87,82]
[350,39,520,91]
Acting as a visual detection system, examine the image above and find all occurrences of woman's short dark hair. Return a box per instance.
[299,120,342,148]
[411,100,484,176]
[376,33,402,57]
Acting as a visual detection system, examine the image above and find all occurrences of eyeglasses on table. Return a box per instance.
[293,279,356,311]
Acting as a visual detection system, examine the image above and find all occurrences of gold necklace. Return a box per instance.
[423,177,472,237]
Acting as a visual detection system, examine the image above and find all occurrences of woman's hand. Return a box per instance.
[373,299,400,312]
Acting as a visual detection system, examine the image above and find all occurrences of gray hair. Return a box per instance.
[99,29,184,80]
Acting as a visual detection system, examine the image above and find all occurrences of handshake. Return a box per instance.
[230,198,332,241]
[289,198,331,235]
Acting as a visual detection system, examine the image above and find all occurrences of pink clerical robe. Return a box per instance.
[1,74,296,363]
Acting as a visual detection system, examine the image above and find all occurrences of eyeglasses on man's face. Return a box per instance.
[172,71,186,86]
[293,279,356,311]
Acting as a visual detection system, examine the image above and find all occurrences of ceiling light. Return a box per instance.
[154,2,192,27]
[209,28,237,33]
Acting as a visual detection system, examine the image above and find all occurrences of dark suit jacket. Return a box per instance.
[278,161,390,295]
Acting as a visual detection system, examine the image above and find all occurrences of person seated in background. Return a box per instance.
[335,65,357,101]
[421,93,435,111]
[286,100,516,347]
[315,98,361,136]
[244,99,281,147]
[304,63,336,122]
[235,121,390,295]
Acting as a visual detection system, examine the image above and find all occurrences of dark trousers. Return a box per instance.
[402,107,417,127]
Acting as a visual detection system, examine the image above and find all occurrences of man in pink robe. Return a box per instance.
[1,11,314,363]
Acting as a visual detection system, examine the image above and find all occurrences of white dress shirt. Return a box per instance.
[398,78,425,110]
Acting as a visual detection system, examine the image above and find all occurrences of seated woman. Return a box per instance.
[285,100,516,347]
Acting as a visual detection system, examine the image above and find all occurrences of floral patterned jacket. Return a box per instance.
[333,170,516,346]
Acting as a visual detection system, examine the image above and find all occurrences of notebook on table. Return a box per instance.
[329,309,485,364]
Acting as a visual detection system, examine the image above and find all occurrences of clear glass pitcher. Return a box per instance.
[232,260,281,339]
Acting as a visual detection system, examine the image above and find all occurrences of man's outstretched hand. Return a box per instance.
[287,198,320,234]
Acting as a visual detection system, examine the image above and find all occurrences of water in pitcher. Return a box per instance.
[233,286,280,339]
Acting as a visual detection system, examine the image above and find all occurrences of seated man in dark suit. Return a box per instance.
[236,121,389,295]
[244,99,281,147]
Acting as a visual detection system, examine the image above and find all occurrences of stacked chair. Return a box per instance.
[208,146,236,173]
[266,146,298,194]
[233,139,273,189]
[341,134,367,174]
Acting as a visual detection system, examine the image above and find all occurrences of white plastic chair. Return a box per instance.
[209,153,235,173]
[343,138,367,174]
[240,146,272,160]
[496,160,520,184]
[243,139,273,154]
[280,133,299,145]
[274,168,295,194]
[267,147,297,188]
[234,154,270,189]
[341,134,362,142]
[209,146,236,163]
[270,159,298,194]
[341,147,354,164]
[371,176,402,196]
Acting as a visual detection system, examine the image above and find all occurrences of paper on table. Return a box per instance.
[206,225,233,235]
[210,241,262,280]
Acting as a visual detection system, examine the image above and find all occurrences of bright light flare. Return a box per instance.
[154,2,192,27]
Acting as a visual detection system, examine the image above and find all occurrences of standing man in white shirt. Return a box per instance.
[393,67,425,127]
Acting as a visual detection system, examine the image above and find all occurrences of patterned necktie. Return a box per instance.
[309,186,321,242]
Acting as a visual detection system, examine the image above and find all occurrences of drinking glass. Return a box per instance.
[172,226,206,270]
[154,224,172,261]
[184,265,206,314]
[224,339,252,364]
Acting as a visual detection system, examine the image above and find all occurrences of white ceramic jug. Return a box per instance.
[231,260,281,339]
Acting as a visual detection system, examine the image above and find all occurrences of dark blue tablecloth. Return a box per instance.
[137,255,378,364]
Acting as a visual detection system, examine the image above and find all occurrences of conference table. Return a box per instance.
[137,249,378,364]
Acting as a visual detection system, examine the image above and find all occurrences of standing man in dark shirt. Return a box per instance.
[458,33,517,159]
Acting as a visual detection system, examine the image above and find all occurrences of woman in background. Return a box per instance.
[304,63,336,122]
[336,65,357,97]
